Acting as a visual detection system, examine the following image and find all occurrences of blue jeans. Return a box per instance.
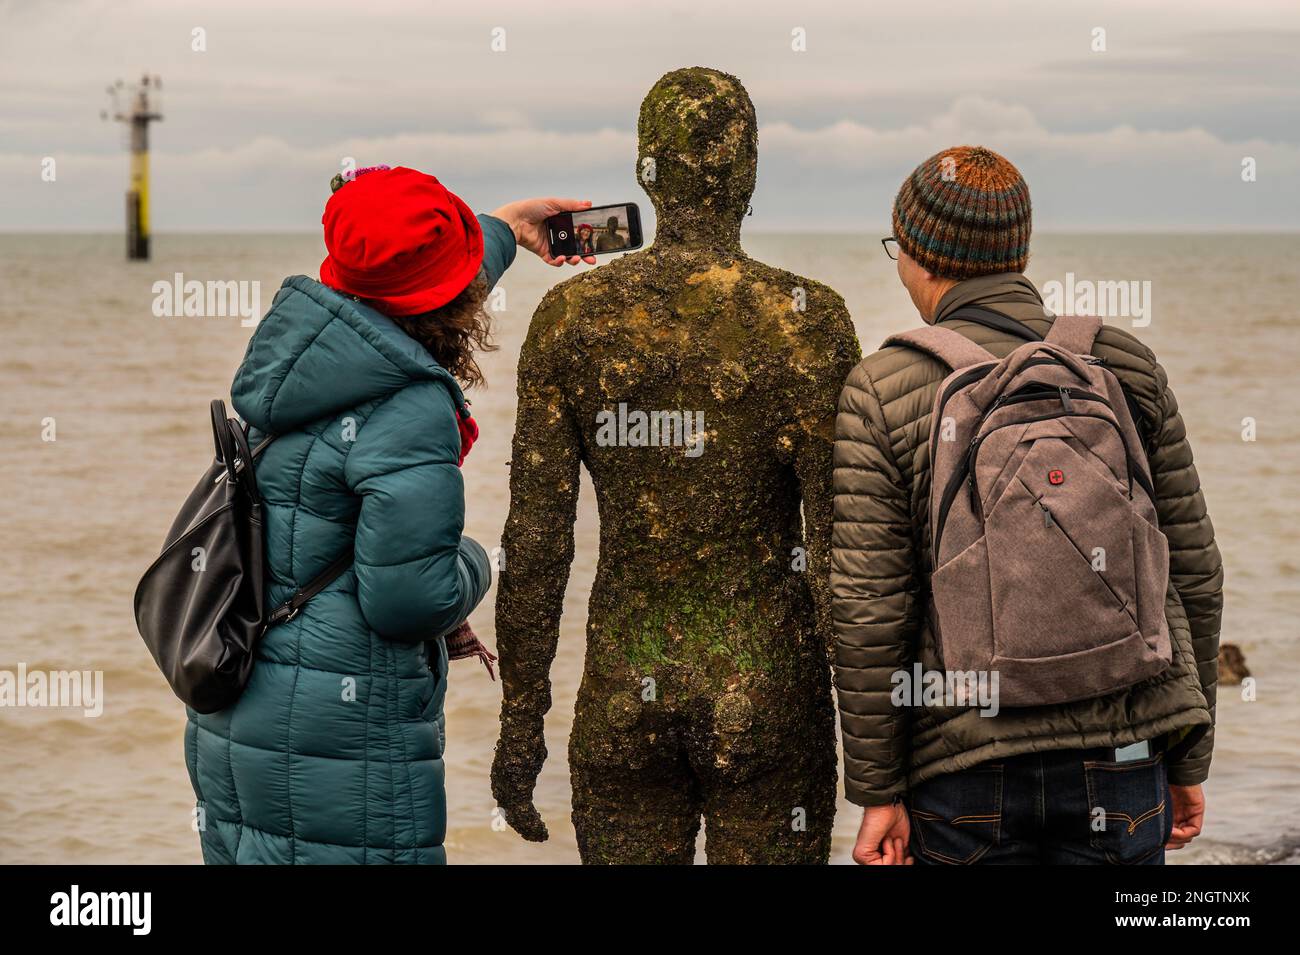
[908,749,1172,864]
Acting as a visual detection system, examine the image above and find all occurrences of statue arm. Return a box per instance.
[795,405,838,666]
[491,299,583,841]
[794,305,862,666]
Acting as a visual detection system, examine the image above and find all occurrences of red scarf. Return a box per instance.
[457,411,478,466]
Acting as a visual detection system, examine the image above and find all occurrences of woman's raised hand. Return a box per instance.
[490,197,599,267]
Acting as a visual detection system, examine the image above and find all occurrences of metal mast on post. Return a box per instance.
[104,74,163,260]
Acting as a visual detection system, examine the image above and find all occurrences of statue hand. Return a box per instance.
[491,719,550,842]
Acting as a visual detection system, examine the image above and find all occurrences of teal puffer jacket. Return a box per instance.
[184,215,514,864]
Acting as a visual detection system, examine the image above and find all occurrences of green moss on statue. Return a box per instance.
[491,67,862,864]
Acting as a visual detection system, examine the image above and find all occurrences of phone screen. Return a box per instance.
[547,203,643,258]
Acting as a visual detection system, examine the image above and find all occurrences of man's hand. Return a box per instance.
[1166,783,1205,850]
[852,802,913,865]
[489,198,598,267]
[490,717,550,842]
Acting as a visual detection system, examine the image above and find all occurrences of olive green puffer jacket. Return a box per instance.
[831,273,1222,807]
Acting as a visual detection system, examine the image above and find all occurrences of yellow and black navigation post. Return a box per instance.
[105,75,163,260]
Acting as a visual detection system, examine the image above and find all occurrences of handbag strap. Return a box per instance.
[210,397,351,630]
[242,422,352,630]
[264,547,355,629]
[211,399,264,504]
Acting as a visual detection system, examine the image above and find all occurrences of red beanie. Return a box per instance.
[319,166,484,315]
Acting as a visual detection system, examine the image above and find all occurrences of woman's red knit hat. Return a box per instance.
[319,166,484,315]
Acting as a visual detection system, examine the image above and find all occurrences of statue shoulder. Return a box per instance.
[525,272,593,349]
[743,260,861,372]
[527,256,650,342]
[522,263,638,366]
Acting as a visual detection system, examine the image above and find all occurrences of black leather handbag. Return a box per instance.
[133,400,351,713]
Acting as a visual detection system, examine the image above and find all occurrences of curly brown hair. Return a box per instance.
[380,272,497,388]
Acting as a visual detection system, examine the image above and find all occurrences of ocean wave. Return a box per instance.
[1181,833,1300,865]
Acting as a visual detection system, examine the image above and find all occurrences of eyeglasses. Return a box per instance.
[881,237,900,260]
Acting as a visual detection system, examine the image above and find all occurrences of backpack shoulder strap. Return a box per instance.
[1044,313,1102,355]
[942,305,1043,343]
[1042,316,1155,453]
[883,324,995,370]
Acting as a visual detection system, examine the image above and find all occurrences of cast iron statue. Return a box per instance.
[491,67,861,863]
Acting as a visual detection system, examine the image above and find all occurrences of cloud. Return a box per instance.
[3,0,1299,230]
[751,98,1299,229]
[3,96,1296,231]
[759,96,1300,171]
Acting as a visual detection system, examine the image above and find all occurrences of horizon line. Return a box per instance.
[4,228,1299,237]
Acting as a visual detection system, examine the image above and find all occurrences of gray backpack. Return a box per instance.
[887,311,1172,707]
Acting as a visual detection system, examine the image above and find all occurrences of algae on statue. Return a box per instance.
[491,67,861,864]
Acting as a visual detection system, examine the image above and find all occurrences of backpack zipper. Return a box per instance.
[928,363,997,468]
[934,409,1153,559]
[928,360,1106,471]
[1036,495,1135,618]
[953,391,1111,531]
[990,384,1111,413]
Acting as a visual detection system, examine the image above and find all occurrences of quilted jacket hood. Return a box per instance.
[231,275,467,435]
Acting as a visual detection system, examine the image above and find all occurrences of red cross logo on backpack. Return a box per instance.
[1048,469,1065,486]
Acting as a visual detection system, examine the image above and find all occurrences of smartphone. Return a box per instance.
[546,202,643,258]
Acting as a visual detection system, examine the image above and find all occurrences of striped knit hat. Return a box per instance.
[892,145,1031,279]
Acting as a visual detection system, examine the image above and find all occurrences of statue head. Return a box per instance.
[637,67,757,250]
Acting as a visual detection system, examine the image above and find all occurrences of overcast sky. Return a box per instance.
[1,0,1298,232]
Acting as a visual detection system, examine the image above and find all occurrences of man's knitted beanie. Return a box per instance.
[892,145,1032,279]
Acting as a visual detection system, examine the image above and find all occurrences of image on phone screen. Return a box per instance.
[547,203,643,258]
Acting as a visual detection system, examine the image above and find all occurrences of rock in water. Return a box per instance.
[1218,643,1250,685]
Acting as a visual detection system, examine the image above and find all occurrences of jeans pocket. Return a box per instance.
[908,763,1004,864]
[1084,753,1169,864]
